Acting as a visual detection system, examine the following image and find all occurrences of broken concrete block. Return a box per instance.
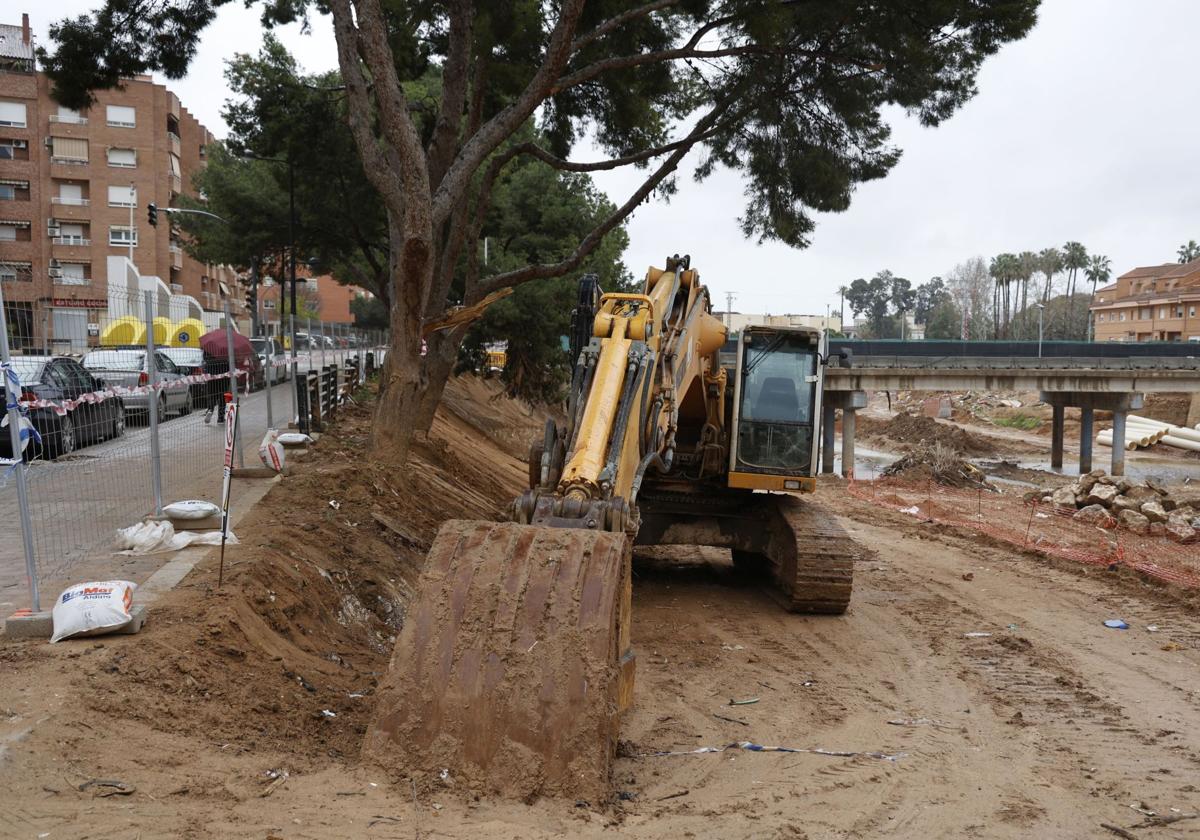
[1050,486,1078,509]
[1124,485,1159,503]
[1073,504,1116,528]
[1116,478,1133,494]
[1097,475,1115,486]
[1077,474,1099,495]
[1088,468,1107,479]
[1140,500,1168,523]
[1165,520,1197,543]
[1085,484,1119,508]
[1117,509,1150,534]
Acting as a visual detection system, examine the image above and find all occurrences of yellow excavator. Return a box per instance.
[365,255,859,800]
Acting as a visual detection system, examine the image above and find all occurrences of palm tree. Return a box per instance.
[1016,251,1038,337]
[1038,246,1063,304]
[1084,254,1112,341]
[837,285,848,327]
[1062,241,1088,301]
[989,253,1019,338]
[1178,240,1200,264]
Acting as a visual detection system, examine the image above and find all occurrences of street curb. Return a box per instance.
[4,604,148,640]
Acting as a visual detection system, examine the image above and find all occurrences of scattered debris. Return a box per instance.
[964,632,992,638]
[78,779,136,797]
[729,697,759,706]
[657,789,689,801]
[1032,472,1200,542]
[887,718,953,729]
[642,741,905,761]
[713,713,749,727]
[961,572,975,581]
[882,441,996,490]
[1103,620,1129,630]
[328,499,341,510]
[320,709,337,718]
[1101,823,1138,840]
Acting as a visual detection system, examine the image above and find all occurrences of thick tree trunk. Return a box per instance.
[413,329,462,432]
[371,219,434,463]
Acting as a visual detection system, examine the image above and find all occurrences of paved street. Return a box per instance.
[0,350,372,612]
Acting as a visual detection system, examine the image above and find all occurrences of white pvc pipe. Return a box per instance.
[1127,416,1200,443]
[1160,434,1200,452]
[1097,431,1138,450]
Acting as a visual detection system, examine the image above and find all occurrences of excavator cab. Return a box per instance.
[728,325,825,492]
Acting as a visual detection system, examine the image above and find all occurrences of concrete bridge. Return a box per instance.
[819,344,1200,478]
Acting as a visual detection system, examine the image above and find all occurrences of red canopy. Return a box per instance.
[199,329,254,361]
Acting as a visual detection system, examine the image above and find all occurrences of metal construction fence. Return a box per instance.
[847,477,1200,589]
[1,281,387,613]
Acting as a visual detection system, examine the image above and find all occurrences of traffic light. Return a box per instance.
[147,203,158,226]
[245,284,257,311]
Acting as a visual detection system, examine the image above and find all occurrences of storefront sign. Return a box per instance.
[51,298,106,308]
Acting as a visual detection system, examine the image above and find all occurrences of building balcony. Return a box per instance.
[168,131,181,157]
[47,119,88,139]
[169,174,182,195]
[169,244,183,269]
[50,196,89,206]
[169,283,183,293]
[51,235,90,247]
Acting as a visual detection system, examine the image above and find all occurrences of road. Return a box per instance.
[0,349,373,612]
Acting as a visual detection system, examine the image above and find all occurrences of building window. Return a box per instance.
[1119,312,1126,322]
[109,225,138,247]
[0,180,30,201]
[53,222,87,245]
[57,263,88,285]
[0,139,30,160]
[1098,313,1105,322]
[0,101,27,127]
[107,185,136,207]
[0,261,33,282]
[0,220,30,241]
[1191,307,1197,318]
[106,105,136,127]
[1177,306,1184,318]
[107,147,137,168]
[50,137,88,163]
[54,182,87,206]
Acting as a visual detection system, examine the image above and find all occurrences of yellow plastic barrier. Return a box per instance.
[99,315,146,346]
[170,318,204,347]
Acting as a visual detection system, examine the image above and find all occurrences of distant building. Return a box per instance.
[257,273,373,333]
[724,312,842,334]
[841,312,924,340]
[0,12,248,348]
[1090,258,1200,342]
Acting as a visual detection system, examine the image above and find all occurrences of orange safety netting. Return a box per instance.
[846,478,1200,589]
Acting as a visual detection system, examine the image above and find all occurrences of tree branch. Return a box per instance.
[570,0,680,54]
[467,97,737,301]
[506,127,724,173]
[426,0,474,189]
[327,0,406,218]
[431,0,587,230]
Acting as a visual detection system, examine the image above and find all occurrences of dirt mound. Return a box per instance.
[439,373,557,460]
[862,411,995,457]
[84,376,531,766]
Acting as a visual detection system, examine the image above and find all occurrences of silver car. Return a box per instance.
[81,349,193,422]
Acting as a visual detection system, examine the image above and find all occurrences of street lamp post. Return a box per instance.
[1034,302,1045,357]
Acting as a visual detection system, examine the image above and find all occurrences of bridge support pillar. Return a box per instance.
[1078,407,1094,474]
[823,390,868,479]
[1111,410,1127,477]
[1050,405,1065,470]
[821,403,836,475]
[1040,391,1143,478]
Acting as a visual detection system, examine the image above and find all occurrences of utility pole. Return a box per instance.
[724,291,736,329]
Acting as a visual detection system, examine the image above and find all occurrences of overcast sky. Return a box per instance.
[30,1,1200,316]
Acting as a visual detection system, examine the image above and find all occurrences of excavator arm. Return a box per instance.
[365,256,857,801]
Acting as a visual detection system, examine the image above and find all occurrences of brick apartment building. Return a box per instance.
[1090,258,1200,343]
[257,274,373,335]
[0,13,247,349]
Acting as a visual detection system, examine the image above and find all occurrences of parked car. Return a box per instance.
[81,349,192,422]
[157,347,212,408]
[0,355,126,460]
[250,337,290,383]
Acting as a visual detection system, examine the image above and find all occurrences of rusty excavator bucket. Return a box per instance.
[363,520,633,801]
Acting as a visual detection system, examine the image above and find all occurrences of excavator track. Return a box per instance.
[767,495,856,614]
[364,520,633,802]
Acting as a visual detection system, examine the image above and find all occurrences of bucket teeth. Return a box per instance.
[365,520,632,801]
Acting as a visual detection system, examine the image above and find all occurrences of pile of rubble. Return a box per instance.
[1029,471,1199,542]
[882,441,996,490]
